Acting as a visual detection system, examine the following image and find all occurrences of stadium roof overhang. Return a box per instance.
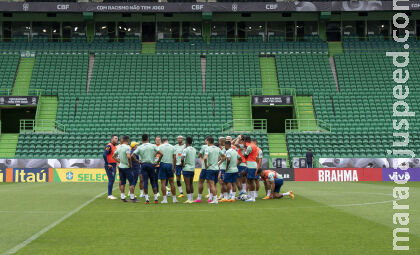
[0,1,419,13]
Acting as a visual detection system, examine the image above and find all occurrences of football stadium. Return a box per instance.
[0,0,419,254]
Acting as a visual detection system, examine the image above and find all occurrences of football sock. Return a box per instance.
[163,195,167,201]
[121,193,125,199]
[282,192,290,196]
[145,194,149,201]
[140,190,144,196]
[178,185,183,193]
[207,188,211,195]
[154,193,159,200]
[213,196,218,202]
[197,194,202,200]
[254,191,258,198]
[242,184,246,193]
[209,194,213,200]
[267,190,271,197]
[173,196,177,202]
[224,192,228,199]
[130,194,135,200]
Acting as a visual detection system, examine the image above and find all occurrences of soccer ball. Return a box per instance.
[240,194,248,201]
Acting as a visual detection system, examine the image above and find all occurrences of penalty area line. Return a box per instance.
[2,189,110,255]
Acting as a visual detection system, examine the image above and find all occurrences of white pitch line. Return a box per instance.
[3,190,107,255]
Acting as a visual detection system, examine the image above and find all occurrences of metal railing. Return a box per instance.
[221,119,267,133]
[0,88,41,96]
[285,119,332,133]
[248,87,296,97]
[20,119,66,133]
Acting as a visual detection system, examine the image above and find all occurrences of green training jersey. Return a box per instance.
[205,145,223,171]
[182,146,196,172]
[199,144,208,167]
[159,143,175,164]
[225,148,240,173]
[114,144,131,168]
[174,144,185,166]
[219,147,227,170]
[133,143,158,164]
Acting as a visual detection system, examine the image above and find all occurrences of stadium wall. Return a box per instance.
[1,12,419,23]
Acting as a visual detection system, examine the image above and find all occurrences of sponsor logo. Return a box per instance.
[66,171,74,180]
[13,168,49,182]
[266,4,278,10]
[22,3,29,11]
[295,168,382,182]
[382,168,420,182]
[232,3,238,12]
[192,4,203,11]
[57,4,70,10]
[0,169,4,182]
[318,169,359,182]
[54,168,121,182]
[389,172,410,181]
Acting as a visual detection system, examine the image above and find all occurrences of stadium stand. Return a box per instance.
[12,52,269,158]
[0,53,20,90]
[30,53,89,95]
[286,39,420,159]
[0,34,417,163]
[206,55,261,95]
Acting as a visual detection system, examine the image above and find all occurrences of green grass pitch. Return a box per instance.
[0,181,419,255]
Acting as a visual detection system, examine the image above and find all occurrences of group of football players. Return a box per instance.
[103,134,294,204]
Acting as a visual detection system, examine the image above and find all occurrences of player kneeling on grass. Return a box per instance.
[258,169,294,200]
[181,136,196,203]
[113,136,137,203]
[218,141,241,202]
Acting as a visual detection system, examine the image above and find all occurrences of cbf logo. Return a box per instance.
[232,3,238,12]
[22,3,29,11]
[66,171,74,180]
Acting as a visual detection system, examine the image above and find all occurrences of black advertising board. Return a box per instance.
[0,96,38,106]
[252,96,293,106]
[273,168,295,181]
[0,2,417,13]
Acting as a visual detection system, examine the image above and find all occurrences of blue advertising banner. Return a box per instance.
[12,168,52,182]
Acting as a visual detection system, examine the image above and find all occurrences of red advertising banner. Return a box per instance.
[295,168,382,182]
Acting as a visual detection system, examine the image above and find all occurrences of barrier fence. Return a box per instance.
[1,167,418,183]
